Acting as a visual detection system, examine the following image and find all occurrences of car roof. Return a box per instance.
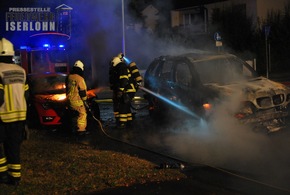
[28,72,68,78]
[162,52,237,62]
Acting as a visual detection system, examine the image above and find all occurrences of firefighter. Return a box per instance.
[117,53,143,97]
[66,60,91,142]
[109,56,136,128]
[0,38,29,186]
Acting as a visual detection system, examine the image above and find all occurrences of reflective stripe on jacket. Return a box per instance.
[110,62,137,93]
[0,63,28,123]
[128,62,142,83]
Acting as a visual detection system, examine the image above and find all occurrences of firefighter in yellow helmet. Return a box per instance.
[0,38,29,186]
[109,55,136,128]
[66,60,91,142]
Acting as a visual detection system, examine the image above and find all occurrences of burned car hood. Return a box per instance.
[33,94,67,103]
[204,76,290,109]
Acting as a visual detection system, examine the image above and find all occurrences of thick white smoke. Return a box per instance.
[143,88,290,191]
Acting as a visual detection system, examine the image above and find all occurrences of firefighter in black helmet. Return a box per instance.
[109,55,136,128]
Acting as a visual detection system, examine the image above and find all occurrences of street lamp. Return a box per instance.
[122,0,126,56]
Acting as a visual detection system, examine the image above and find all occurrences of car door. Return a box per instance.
[172,57,209,117]
[157,58,175,97]
[171,58,192,104]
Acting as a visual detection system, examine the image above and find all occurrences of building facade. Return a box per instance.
[171,0,288,33]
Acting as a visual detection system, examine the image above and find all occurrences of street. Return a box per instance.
[93,89,290,194]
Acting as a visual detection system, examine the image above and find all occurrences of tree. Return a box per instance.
[210,5,255,52]
[263,3,290,72]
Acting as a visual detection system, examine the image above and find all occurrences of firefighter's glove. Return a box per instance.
[117,91,123,99]
[136,82,142,89]
[83,100,91,112]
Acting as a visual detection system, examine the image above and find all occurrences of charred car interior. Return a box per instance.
[143,53,290,132]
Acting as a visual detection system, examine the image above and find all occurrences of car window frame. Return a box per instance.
[173,59,192,87]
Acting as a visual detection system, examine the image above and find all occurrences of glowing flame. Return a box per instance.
[86,87,106,98]
[51,94,66,101]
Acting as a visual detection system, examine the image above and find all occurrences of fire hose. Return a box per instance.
[130,85,150,111]
[87,107,185,169]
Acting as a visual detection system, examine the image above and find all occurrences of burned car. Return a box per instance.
[143,53,290,132]
[27,73,68,127]
[27,73,100,128]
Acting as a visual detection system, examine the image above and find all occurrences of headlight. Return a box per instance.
[287,93,290,102]
[272,94,284,105]
[256,97,271,107]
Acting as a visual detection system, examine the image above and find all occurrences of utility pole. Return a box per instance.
[264,25,270,78]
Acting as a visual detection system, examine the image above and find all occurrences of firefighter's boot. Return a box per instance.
[76,131,91,145]
[0,172,9,184]
[0,172,19,186]
[117,122,126,129]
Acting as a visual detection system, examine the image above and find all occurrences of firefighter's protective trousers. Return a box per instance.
[113,91,133,124]
[0,121,25,181]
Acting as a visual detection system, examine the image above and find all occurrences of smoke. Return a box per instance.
[62,0,125,87]
[64,0,214,86]
[143,88,290,190]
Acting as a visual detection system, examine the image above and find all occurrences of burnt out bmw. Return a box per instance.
[143,52,290,132]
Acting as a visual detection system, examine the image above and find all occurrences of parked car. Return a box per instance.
[27,73,100,129]
[143,52,290,132]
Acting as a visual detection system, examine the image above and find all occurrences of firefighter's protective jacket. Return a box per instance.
[0,63,29,123]
[128,62,142,87]
[66,74,87,107]
[109,61,136,93]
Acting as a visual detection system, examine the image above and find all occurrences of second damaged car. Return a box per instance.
[143,52,290,133]
[27,72,100,129]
